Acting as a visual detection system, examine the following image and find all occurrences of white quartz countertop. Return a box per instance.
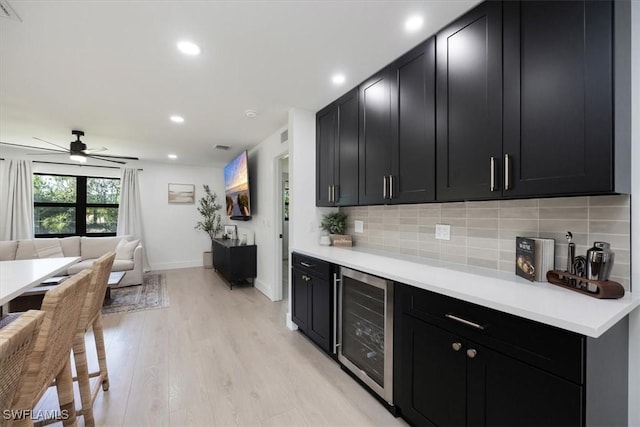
[292,245,640,338]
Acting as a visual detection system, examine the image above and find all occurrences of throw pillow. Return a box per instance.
[15,240,38,260]
[0,241,18,261]
[35,241,64,258]
[115,239,139,260]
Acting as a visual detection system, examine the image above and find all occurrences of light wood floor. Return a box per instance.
[36,267,407,427]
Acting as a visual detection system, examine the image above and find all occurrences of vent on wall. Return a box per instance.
[281,129,288,143]
[0,0,21,21]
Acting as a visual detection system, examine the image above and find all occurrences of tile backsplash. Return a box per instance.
[341,195,631,290]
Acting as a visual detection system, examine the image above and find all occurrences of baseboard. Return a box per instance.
[286,312,298,331]
[254,278,276,301]
[149,259,202,270]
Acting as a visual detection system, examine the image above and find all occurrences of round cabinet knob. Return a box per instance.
[451,342,462,352]
[466,349,477,359]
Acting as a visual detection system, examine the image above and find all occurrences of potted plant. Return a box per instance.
[320,212,352,247]
[195,185,223,268]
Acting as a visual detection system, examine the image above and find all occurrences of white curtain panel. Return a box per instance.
[117,168,150,271]
[1,159,34,240]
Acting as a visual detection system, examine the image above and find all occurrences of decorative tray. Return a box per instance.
[546,270,625,299]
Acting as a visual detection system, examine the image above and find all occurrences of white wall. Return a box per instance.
[629,2,639,425]
[0,151,223,270]
[228,126,288,301]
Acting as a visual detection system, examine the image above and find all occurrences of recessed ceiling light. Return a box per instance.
[168,154,178,159]
[170,115,185,123]
[332,74,346,85]
[405,15,424,32]
[244,110,257,118]
[177,41,201,56]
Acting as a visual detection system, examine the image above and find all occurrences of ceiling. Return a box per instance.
[0,0,480,167]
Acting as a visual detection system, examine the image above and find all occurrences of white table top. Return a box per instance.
[0,257,81,305]
[292,245,640,338]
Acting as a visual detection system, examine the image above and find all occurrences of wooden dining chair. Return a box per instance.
[72,251,115,427]
[8,269,92,427]
[0,310,45,427]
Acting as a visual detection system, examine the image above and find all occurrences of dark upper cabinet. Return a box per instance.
[316,88,359,207]
[390,38,436,203]
[358,68,393,205]
[359,38,436,205]
[503,1,614,197]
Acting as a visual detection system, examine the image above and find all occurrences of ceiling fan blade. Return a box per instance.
[33,137,70,151]
[1,141,68,153]
[89,155,127,165]
[83,146,107,154]
[28,152,68,156]
[90,154,139,160]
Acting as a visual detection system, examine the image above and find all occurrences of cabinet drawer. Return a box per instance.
[396,284,585,384]
[292,253,332,280]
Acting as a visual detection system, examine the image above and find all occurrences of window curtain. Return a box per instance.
[1,159,34,240]
[117,168,150,271]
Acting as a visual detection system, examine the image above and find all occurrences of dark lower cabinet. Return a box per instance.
[212,238,256,289]
[291,253,335,355]
[394,283,628,427]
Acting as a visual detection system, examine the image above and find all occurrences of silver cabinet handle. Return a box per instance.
[383,176,388,199]
[467,349,477,359]
[389,175,394,199]
[452,342,462,352]
[300,262,313,268]
[504,153,511,190]
[333,273,340,354]
[490,157,496,191]
[332,185,336,203]
[328,186,332,203]
[445,313,485,330]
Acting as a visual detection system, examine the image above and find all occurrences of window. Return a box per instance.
[34,174,120,237]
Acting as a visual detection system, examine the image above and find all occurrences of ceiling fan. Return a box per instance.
[0,130,139,164]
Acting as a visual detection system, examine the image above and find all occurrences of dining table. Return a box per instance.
[0,257,81,306]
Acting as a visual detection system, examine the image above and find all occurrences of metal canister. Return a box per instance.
[585,241,614,292]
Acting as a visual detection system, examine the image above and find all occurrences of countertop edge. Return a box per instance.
[291,246,640,338]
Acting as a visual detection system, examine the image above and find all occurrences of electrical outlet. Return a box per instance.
[354,220,364,233]
[435,224,451,241]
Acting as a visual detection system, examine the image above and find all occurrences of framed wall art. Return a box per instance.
[168,183,195,204]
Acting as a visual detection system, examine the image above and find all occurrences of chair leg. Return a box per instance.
[92,315,110,391]
[55,358,77,427]
[72,334,94,427]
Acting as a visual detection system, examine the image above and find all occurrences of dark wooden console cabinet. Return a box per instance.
[212,238,257,289]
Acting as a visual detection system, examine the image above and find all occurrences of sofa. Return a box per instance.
[0,235,143,286]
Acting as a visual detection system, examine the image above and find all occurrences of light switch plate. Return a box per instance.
[435,224,451,241]
[354,220,364,233]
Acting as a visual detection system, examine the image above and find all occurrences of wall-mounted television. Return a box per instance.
[224,150,252,221]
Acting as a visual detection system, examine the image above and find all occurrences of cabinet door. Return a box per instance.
[436,1,502,202]
[359,67,392,205]
[503,1,613,197]
[396,315,467,427]
[291,269,309,332]
[334,89,359,206]
[466,342,583,426]
[307,277,332,353]
[316,104,336,207]
[390,38,436,204]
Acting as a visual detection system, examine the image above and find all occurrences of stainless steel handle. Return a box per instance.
[389,175,394,199]
[300,262,313,268]
[333,273,340,354]
[467,349,477,359]
[445,313,485,330]
[383,176,388,199]
[490,157,496,191]
[504,153,511,190]
[452,342,462,352]
[328,186,332,203]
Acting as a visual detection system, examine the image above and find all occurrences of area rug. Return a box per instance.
[102,273,170,315]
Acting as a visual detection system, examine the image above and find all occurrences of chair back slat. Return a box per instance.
[79,251,116,332]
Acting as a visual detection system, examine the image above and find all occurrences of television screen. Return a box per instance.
[224,150,251,220]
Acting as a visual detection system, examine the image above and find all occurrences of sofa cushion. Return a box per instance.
[35,240,64,258]
[81,236,121,260]
[0,241,18,261]
[59,236,81,257]
[67,258,134,275]
[15,240,37,260]
[115,239,139,260]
